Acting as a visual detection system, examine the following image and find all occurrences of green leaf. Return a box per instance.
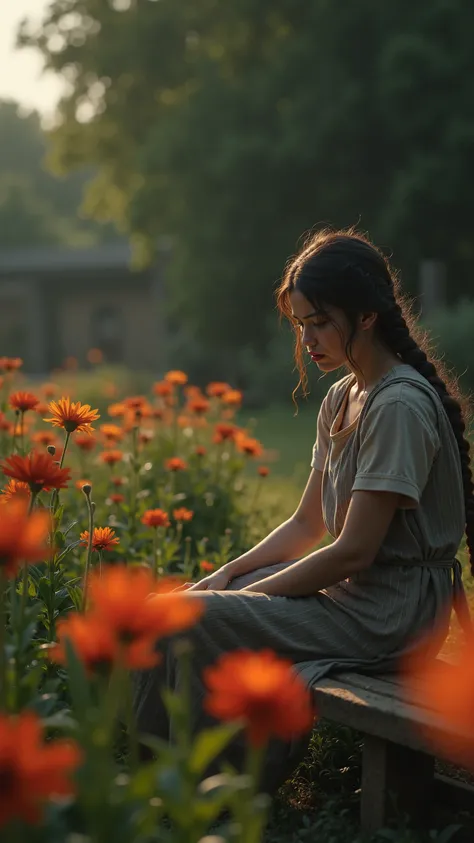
[188,722,241,775]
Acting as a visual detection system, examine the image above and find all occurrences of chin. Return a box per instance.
[314,358,341,372]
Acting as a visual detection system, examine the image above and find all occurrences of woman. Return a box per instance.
[133,228,473,792]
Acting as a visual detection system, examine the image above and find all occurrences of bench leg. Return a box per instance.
[360,735,435,835]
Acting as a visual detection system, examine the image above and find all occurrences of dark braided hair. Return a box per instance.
[276,227,474,574]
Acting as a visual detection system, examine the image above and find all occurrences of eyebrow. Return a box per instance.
[292,311,318,321]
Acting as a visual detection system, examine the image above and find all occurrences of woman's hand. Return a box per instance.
[183,568,233,592]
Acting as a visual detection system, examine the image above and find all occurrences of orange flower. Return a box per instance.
[0,710,81,827]
[111,475,125,487]
[74,433,97,452]
[9,391,39,413]
[31,430,57,448]
[405,648,474,771]
[235,433,263,458]
[123,396,148,412]
[258,466,270,477]
[0,357,22,372]
[0,498,49,577]
[173,507,194,522]
[213,423,239,443]
[204,650,315,747]
[188,396,210,415]
[41,382,58,398]
[221,389,243,407]
[195,446,207,456]
[51,613,157,674]
[75,479,92,492]
[165,370,188,386]
[88,565,204,643]
[35,402,50,416]
[44,397,100,434]
[108,402,126,418]
[164,457,188,472]
[141,509,170,528]
[100,423,123,443]
[153,380,173,397]
[100,449,123,466]
[109,493,125,504]
[1,452,70,493]
[200,560,215,573]
[0,478,31,504]
[206,382,231,398]
[80,527,119,552]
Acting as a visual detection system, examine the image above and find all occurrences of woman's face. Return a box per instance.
[289,289,352,372]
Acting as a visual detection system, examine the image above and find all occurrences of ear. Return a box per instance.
[359,311,378,331]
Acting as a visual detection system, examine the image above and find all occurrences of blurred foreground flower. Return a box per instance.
[0,478,30,504]
[407,649,474,772]
[86,565,204,645]
[80,527,119,552]
[0,357,22,372]
[1,451,71,493]
[0,711,81,828]
[52,612,157,673]
[0,498,49,577]
[44,397,100,433]
[204,649,315,747]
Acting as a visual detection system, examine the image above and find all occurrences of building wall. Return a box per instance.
[56,280,163,370]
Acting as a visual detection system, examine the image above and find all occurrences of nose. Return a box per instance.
[302,325,314,347]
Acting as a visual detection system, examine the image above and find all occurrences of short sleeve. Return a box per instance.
[311,393,331,471]
[352,394,440,508]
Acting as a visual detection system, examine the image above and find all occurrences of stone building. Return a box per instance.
[0,239,170,373]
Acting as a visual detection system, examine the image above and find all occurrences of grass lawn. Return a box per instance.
[233,401,474,843]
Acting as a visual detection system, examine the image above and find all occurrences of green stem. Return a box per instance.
[59,430,70,469]
[20,412,24,455]
[152,527,158,575]
[82,495,95,611]
[51,430,71,514]
[124,672,139,772]
[0,569,7,711]
[20,489,39,618]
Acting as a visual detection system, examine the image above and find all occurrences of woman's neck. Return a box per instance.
[349,348,403,394]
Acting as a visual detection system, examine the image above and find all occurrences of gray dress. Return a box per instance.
[133,364,469,791]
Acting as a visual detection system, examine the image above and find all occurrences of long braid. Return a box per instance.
[379,300,474,575]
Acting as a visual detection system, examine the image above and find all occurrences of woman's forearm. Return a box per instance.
[224,516,325,580]
[241,540,366,596]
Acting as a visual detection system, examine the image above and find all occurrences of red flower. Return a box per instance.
[258,466,270,477]
[9,391,39,413]
[200,560,215,573]
[109,493,125,504]
[204,650,315,747]
[235,433,263,458]
[213,423,239,443]
[80,527,119,552]
[0,498,49,578]
[141,509,170,528]
[153,381,173,397]
[0,711,81,827]
[1,452,70,493]
[164,457,188,472]
[195,446,207,456]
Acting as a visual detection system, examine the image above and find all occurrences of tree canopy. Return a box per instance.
[18,0,474,354]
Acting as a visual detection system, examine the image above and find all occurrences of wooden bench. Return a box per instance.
[312,663,474,835]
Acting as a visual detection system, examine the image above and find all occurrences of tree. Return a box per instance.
[18,0,474,357]
[0,99,117,248]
